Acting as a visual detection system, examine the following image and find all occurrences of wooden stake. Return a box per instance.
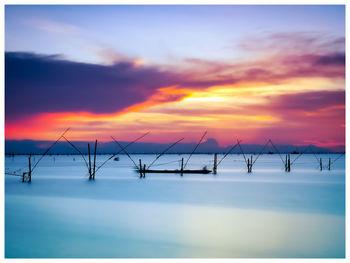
[213,153,217,174]
[285,155,288,171]
[247,158,251,173]
[328,158,331,170]
[288,154,291,172]
[93,140,97,180]
[143,164,146,178]
[139,159,143,178]
[88,143,92,180]
[250,155,253,172]
[181,157,184,176]
[28,155,32,182]
[320,158,323,171]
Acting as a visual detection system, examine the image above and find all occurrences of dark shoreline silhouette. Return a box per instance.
[5,138,343,155]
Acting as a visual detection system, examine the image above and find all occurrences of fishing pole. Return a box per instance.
[94,132,149,173]
[111,136,139,169]
[217,140,241,167]
[31,128,70,173]
[252,139,271,166]
[183,131,207,169]
[290,145,311,165]
[147,137,184,169]
[5,172,23,177]
[268,139,286,166]
[307,145,321,163]
[331,153,345,165]
[237,139,248,165]
[62,136,89,169]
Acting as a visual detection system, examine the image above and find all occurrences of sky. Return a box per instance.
[5,5,345,149]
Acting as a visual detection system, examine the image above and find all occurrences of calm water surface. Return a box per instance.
[5,154,345,258]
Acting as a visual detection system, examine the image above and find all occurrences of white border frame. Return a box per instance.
[1,1,348,262]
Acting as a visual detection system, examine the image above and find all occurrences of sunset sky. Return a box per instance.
[5,5,345,148]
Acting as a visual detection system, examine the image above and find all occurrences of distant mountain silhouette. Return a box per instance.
[5,138,343,154]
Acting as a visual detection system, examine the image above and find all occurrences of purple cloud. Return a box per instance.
[265,90,345,112]
[6,32,345,122]
[5,52,178,120]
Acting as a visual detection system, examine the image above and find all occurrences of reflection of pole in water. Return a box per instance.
[53,157,55,163]
[28,155,32,183]
[73,157,76,161]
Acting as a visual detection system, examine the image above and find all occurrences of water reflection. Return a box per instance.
[6,195,345,258]
[5,154,345,258]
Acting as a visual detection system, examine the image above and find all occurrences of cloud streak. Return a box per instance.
[5,32,345,147]
[6,45,344,121]
[5,52,180,120]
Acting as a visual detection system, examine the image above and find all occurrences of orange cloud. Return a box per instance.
[118,86,192,115]
[5,82,344,148]
[5,32,345,147]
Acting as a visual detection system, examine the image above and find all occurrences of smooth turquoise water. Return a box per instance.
[5,154,345,257]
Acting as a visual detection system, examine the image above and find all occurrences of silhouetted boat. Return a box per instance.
[144,169,212,174]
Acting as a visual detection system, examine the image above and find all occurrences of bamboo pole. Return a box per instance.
[63,136,89,169]
[250,155,253,172]
[28,155,32,182]
[112,137,138,169]
[288,154,291,172]
[184,131,207,169]
[213,153,217,174]
[93,140,97,180]
[217,140,241,167]
[96,132,149,174]
[31,128,70,173]
[285,155,288,171]
[88,143,92,180]
[147,138,184,169]
[181,158,184,176]
[139,159,143,178]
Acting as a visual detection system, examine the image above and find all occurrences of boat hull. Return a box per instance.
[144,169,212,174]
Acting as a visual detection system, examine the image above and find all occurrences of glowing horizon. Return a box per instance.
[5,5,345,150]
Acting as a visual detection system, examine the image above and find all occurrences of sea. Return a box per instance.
[5,153,345,258]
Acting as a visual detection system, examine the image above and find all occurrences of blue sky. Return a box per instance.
[5,5,345,64]
[5,5,345,149]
